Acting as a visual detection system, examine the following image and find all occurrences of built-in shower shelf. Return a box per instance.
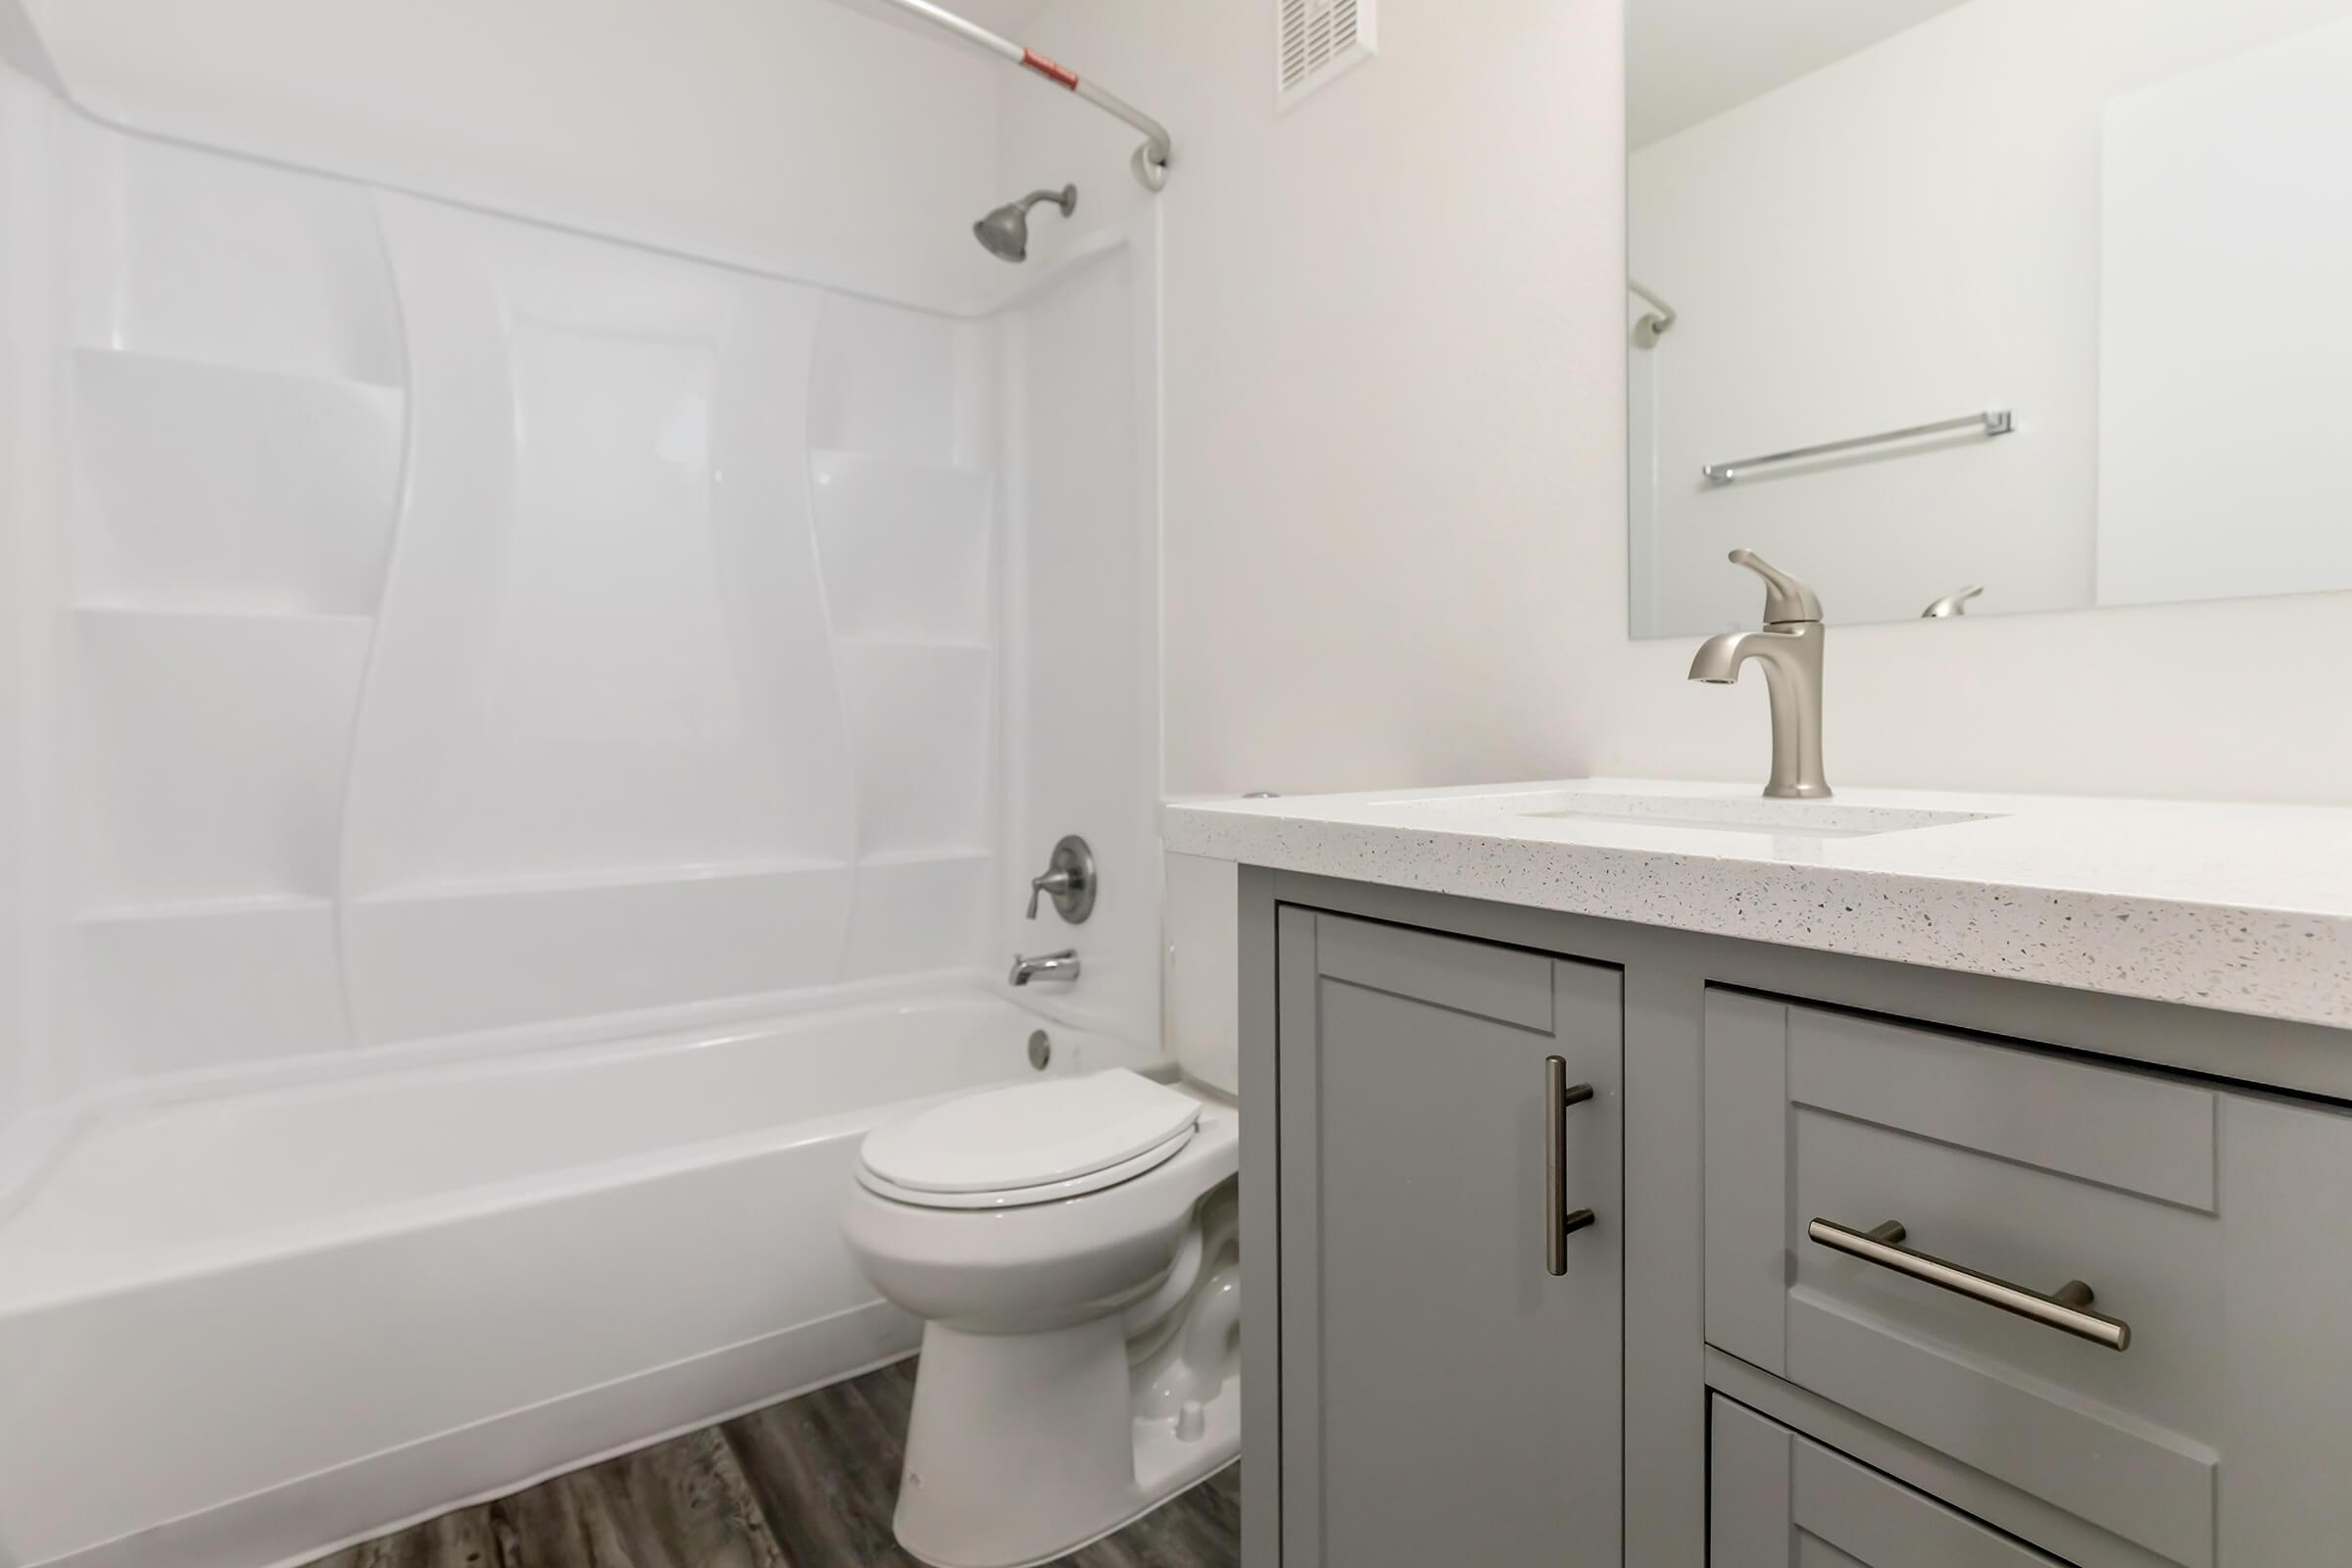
[70,897,350,1073]
[76,894,333,925]
[857,847,994,867]
[72,348,405,617]
[73,608,372,913]
[342,857,869,1045]
[808,447,985,479]
[352,856,856,906]
[74,604,375,628]
[74,343,405,397]
[839,848,995,982]
[834,633,993,653]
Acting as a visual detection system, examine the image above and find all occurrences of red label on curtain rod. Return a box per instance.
[1021,48,1080,90]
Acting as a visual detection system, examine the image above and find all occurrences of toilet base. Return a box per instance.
[892,1317,1243,1568]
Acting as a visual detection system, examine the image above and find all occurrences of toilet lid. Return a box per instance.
[858,1069,1200,1197]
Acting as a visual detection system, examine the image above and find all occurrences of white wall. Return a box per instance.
[1010,0,2352,809]
[1632,0,2352,635]
[1003,0,1609,798]
[1628,0,1966,149]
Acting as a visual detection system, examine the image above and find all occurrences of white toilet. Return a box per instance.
[842,1045,1241,1568]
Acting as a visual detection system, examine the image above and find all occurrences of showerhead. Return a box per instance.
[974,184,1078,263]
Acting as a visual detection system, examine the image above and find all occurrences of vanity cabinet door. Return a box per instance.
[1704,989,2352,1568]
[1710,1397,2066,1568]
[1275,910,1622,1568]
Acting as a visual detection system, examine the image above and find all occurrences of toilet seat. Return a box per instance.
[856,1069,1200,1210]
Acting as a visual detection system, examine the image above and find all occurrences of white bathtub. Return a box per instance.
[0,991,1147,1568]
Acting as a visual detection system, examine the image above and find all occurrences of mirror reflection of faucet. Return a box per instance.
[1688,549,1832,800]
[1921,585,1984,618]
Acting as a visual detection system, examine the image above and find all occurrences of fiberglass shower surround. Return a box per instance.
[0,2,1168,1562]
[0,0,1175,1161]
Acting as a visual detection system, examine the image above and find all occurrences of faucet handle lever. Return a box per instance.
[1026,870,1073,920]
[1729,549,1824,624]
[1023,835,1098,923]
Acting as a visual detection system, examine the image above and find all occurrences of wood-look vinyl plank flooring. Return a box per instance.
[312,1360,1238,1568]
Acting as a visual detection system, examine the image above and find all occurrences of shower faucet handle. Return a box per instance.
[1025,835,1098,923]
[1025,871,1072,918]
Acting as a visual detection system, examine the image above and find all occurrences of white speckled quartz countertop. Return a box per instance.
[1162,779,2352,1030]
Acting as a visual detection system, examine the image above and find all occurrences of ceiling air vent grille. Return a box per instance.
[1278,0,1375,110]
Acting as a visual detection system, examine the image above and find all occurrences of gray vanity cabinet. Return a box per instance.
[1242,869,2352,1568]
[1272,909,1624,1568]
[1709,1397,2065,1567]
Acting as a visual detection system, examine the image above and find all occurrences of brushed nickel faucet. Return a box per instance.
[1025,835,1097,922]
[1008,950,1081,987]
[1688,550,1832,800]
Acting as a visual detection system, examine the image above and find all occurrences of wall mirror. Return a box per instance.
[1627,0,2352,637]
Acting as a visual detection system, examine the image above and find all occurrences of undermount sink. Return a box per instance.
[1506,792,1997,841]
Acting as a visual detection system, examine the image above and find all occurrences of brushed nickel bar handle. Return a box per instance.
[1544,1056,1596,1277]
[1808,1218,2132,1352]
[1704,409,2013,485]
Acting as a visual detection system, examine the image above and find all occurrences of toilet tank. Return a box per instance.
[1162,852,1240,1097]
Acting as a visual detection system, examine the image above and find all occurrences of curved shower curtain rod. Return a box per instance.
[1629,278,1676,335]
[876,0,1173,190]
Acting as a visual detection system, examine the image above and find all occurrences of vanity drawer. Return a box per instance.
[1703,990,2352,1568]
[1711,1396,2063,1567]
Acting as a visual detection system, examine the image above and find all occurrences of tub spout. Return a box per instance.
[1008,950,1080,986]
